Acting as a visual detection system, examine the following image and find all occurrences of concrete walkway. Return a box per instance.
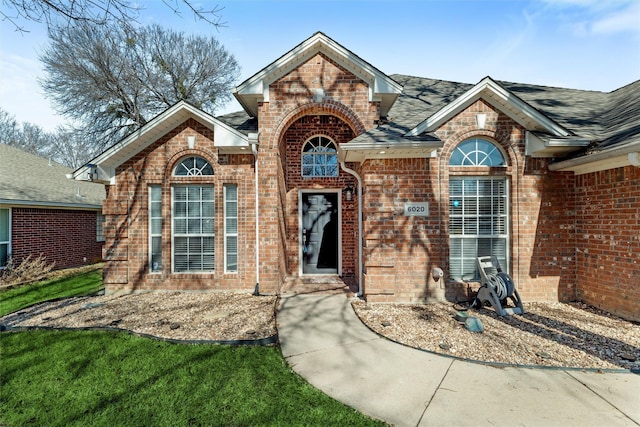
[277,293,640,427]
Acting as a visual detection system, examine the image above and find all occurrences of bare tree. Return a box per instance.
[0,108,97,168]
[40,22,240,151]
[1,0,225,33]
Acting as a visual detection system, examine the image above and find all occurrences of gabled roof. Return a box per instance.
[234,31,403,118]
[72,101,253,184]
[0,144,104,209]
[402,77,592,157]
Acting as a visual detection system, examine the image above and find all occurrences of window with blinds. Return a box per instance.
[172,185,215,272]
[224,184,238,273]
[449,138,508,281]
[449,177,509,281]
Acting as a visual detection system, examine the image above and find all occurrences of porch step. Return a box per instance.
[282,276,357,296]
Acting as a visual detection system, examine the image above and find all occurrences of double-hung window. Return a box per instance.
[449,138,508,280]
[171,156,215,273]
[224,184,238,273]
[149,186,162,272]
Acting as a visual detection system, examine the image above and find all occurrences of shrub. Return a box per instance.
[0,255,55,287]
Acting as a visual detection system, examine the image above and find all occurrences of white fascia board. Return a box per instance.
[0,199,102,210]
[234,32,402,117]
[549,141,640,174]
[406,77,571,138]
[212,119,249,151]
[72,101,216,182]
[525,132,590,158]
[339,140,442,162]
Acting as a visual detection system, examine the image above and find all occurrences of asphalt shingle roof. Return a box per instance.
[0,144,104,208]
[218,73,639,156]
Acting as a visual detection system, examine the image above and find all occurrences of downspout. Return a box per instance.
[249,133,260,296]
[339,160,364,298]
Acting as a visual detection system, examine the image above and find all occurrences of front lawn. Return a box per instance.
[0,266,103,316]
[0,268,385,426]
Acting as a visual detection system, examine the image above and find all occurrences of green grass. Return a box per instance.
[0,268,385,426]
[0,267,103,316]
[0,330,385,426]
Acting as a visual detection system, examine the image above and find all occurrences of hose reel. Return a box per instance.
[475,256,524,316]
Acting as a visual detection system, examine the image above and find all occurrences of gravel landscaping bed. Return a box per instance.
[353,300,640,371]
[2,291,638,370]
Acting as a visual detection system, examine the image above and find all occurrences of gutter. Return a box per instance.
[549,141,640,171]
[339,160,364,298]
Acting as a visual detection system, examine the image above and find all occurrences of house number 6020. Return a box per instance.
[403,203,429,217]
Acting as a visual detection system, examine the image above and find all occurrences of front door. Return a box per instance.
[301,193,339,275]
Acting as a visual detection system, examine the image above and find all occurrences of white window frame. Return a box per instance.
[0,207,11,269]
[449,176,509,281]
[224,184,238,273]
[149,186,162,273]
[96,212,105,242]
[171,185,215,273]
[301,135,339,177]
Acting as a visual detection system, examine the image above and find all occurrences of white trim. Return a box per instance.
[549,141,640,174]
[298,189,342,276]
[406,77,571,138]
[149,185,162,274]
[171,184,216,273]
[234,32,402,118]
[72,101,251,184]
[223,184,239,274]
[448,176,510,280]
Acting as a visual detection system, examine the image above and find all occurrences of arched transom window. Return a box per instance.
[450,138,506,166]
[173,156,214,176]
[302,136,338,177]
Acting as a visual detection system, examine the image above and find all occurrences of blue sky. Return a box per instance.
[1,0,639,131]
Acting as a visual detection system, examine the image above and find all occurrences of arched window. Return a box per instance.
[166,156,215,273]
[302,136,338,177]
[448,138,508,280]
[173,156,214,176]
[450,138,506,166]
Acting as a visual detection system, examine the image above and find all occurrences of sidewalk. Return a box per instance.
[276,293,640,427]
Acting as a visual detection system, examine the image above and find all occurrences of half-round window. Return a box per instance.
[173,156,214,176]
[302,136,338,177]
[449,138,506,167]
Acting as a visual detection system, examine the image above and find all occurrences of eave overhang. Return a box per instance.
[525,132,591,158]
[234,32,403,118]
[405,77,588,157]
[72,101,251,184]
[548,140,640,174]
[339,134,442,163]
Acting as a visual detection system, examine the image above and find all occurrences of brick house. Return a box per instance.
[72,33,639,321]
[0,144,105,270]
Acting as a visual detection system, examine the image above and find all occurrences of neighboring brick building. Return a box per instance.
[0,144,105,270]
[72,33,639,321]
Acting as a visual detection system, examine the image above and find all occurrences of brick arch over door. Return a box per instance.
[269,100,367,151]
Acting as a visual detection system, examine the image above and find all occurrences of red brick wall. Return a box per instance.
[281,115,358,277]
[255,52,378,291]
[360,157,443,303]
[575,166,640,321]
[102,119,257,293]
[360,99,577,303]
[11,207,102,270]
